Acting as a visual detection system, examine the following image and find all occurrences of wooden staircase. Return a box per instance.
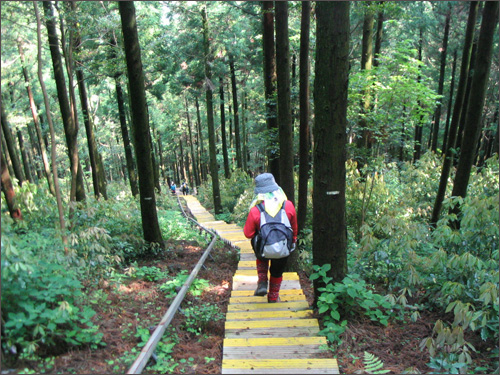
[182,195,339,374]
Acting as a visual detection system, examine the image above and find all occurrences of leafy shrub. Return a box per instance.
[158,271,210,299]
[310,264,393,343]
[1,235,103,357]
[180,301,224,336]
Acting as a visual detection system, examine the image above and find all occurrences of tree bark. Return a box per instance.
[449,1,498,228]
[431,5,451,152]
[195,96,207,181]
[229,55,243,170]
[202,5,222,214]
[373,1,384,68]
[262,1,280,181]
[34,1,66,245]
[275,1,294,203]
[1,152,22,220]
[219,78,231,178]
[0,101,25,185]
[442,50,457,153]
[298,0,311,237]
[17,37,55,194]
[413,28,425,162]
[119,1,163,245]
[431,1,478,227]
[356,2,375,171]
[17,130,33,183]
[185,95,201,186]
[313,1,350,298]
[43,0,85,202]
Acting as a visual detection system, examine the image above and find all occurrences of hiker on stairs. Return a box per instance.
[243,173,298,303]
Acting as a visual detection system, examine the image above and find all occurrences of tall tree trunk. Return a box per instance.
[69,2,106,199]
[275,1,294,203]
[34,1,66,245]
[442,50,457,153]
[202,5,222,214]
[298,0,311,236]
[219,78,231,178]
[1,152,22,220]
[373,1,384,68]
[1,133,15,178]
[0,102,25,185]
[195,96,207,181]
[449,1,498,229]
[119,1,163,245]
[455,41,477,160]
[241,90,248,172]
[17,37,55,194]
[17,130,33,183]
[431,5,451,152]
[185,96,201,186]
[43,0,85,202]
[110,34,139,197]
[356,2,375,171]
[313,1,350,299]
[431,1,479,227]
[262,1,280,181]
[229,55,242,170]
[413,28,425,162]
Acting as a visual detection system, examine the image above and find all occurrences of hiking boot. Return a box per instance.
[254,282,268,296]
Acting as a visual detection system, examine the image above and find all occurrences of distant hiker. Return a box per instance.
[181,181,189,195]
[243,173,298,303]
[170,182,176,195]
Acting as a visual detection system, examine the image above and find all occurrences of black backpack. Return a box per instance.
[251,202,293,260]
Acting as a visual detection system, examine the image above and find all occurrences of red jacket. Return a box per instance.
[243,200,298,243]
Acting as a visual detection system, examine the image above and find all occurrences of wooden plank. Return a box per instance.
[222,345,328,359]
[226,309,313,321]
[225,326,320,339]
[232,280,302,291]
[225,319,318,330]
[233,272,299,280]
[228,301,310,312]
[222,358,338,371]
[231,289,304,297]
[223,337,327,347]
[230,295,306,304]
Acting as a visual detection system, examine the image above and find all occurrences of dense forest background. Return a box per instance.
[1,1,498,374]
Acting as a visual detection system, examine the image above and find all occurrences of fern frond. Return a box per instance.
[363,351,390,374]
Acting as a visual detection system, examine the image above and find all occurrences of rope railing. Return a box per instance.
[126,193,218,374]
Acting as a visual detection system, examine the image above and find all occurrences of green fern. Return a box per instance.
[363,352,390,374]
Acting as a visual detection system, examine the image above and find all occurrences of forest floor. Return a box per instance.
[6,203,494,374]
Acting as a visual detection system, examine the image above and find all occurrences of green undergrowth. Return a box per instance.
[1,182,212,367]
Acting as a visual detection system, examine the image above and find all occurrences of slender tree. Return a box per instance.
[110,34,139,197]
[373,1,385,68]
[119,1,163,245]
[297,0,311,237]
[431,4,451,153]
[1,101,25,185]
[449,1,498,228]
[34,1,66,245]
[229,55,243,170]
[201,4,222,214]
[262,1,280,180]
[43,0,85,202]
[1,152,22,220]
[185,95,201,186]
[69,1,107,199]
[219,78,231,178]
[356,1,375,172]
[16,130,33,182]
[17,37,55,194]
[275,1,294,203]
[442,50,457,153]
[313,1,350,298]
[431,1,479,227]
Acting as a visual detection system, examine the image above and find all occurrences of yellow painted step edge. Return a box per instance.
[223,336,327,347]
[222,358,338,369]
[225,319,318,330]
